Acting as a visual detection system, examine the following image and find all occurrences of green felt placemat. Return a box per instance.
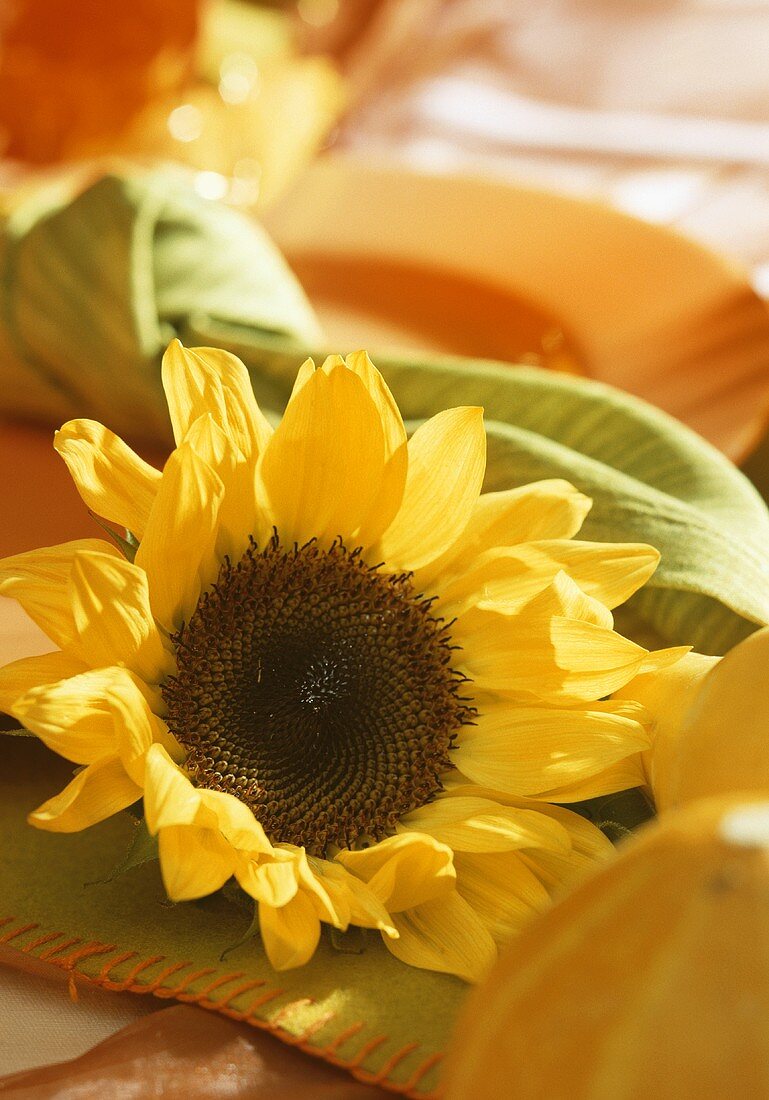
[0,739,467,1096]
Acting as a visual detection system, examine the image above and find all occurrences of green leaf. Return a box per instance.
[197,330,769,656]
[572,787,656,843]
[88,815,159,885]
[88,513,139,562]
[219,895,261,962]
[0,726,33,737]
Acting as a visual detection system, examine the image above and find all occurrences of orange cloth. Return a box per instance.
[0,1004,387,1098]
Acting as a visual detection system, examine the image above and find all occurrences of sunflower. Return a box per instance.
[0,343,686,981]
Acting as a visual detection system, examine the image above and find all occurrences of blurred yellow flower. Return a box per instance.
[444,794,769,1099]
[615,627,769,810]
[0,343,684,979]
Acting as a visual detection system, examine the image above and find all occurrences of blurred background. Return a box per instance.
[2,0,768,279]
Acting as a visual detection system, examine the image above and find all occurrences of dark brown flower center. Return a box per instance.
[161,536,474,853]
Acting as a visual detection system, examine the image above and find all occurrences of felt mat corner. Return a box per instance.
[0,740,468,1097]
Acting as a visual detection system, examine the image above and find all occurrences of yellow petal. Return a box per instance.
[0,651,87,712]
[417,479,592,589]
[12,667,138,764]
[101,670,177,783]
[376,407,486,572]
[161,341,272,458]
[337,832,455,913]
[69,550,173,683]
[521,755,649,804]
[258,361,386,545]
[528,801,615,865]
[158,824,235,901]
[453,851,551,945]
[285,356,317,402]
[184,413,261,560]
[0,540,119,654]
[386,892,497,982]
[449,563,614,628]
[143,744,204,832]
[259,891,321,970]
[612,651,722,812]
[54,420,161,538]
[546,620,688,700]
[237,855,300,908]
[344,351,408,547]
[516,541,660,610]
[311,855,397,936]
[453,700,652,798]
[401,796,572,855]
[143,745,270,853]
[205,790,272,853]
[28,756,141,832]
[455,575,687,701]
[438,541,659,618]
[135,444,224,632]
[443,781,615,865]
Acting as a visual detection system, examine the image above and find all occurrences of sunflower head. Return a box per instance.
[163,532,474,851]
[0,342,687,980]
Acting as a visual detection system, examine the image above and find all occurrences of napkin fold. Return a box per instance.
[0,170,322,440]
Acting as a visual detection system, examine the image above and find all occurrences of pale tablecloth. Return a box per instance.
[334,0,769,287]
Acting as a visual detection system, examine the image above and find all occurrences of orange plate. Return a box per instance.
[267,154,769,463]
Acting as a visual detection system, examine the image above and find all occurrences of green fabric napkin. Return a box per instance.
[0,170,322,439]
[0,739,457,1094]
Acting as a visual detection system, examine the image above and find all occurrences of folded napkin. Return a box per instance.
[0,170,322,440]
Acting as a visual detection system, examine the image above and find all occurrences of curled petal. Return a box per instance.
[143,744,207,832]
[28,756,141,833]
[158,824,235,902]
[0,651,87,712]
[54,419,160,539]
[12,667,146,765]
[236,853,300,908]
[162,341,272,458]
[0,540,119,655]
[143,745,270,854]
[259,891,321,970]
[101,671,179,783]
[337,832,455,913]
[308,855,397,937]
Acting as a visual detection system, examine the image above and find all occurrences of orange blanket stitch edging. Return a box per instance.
[0,915,444,1096]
